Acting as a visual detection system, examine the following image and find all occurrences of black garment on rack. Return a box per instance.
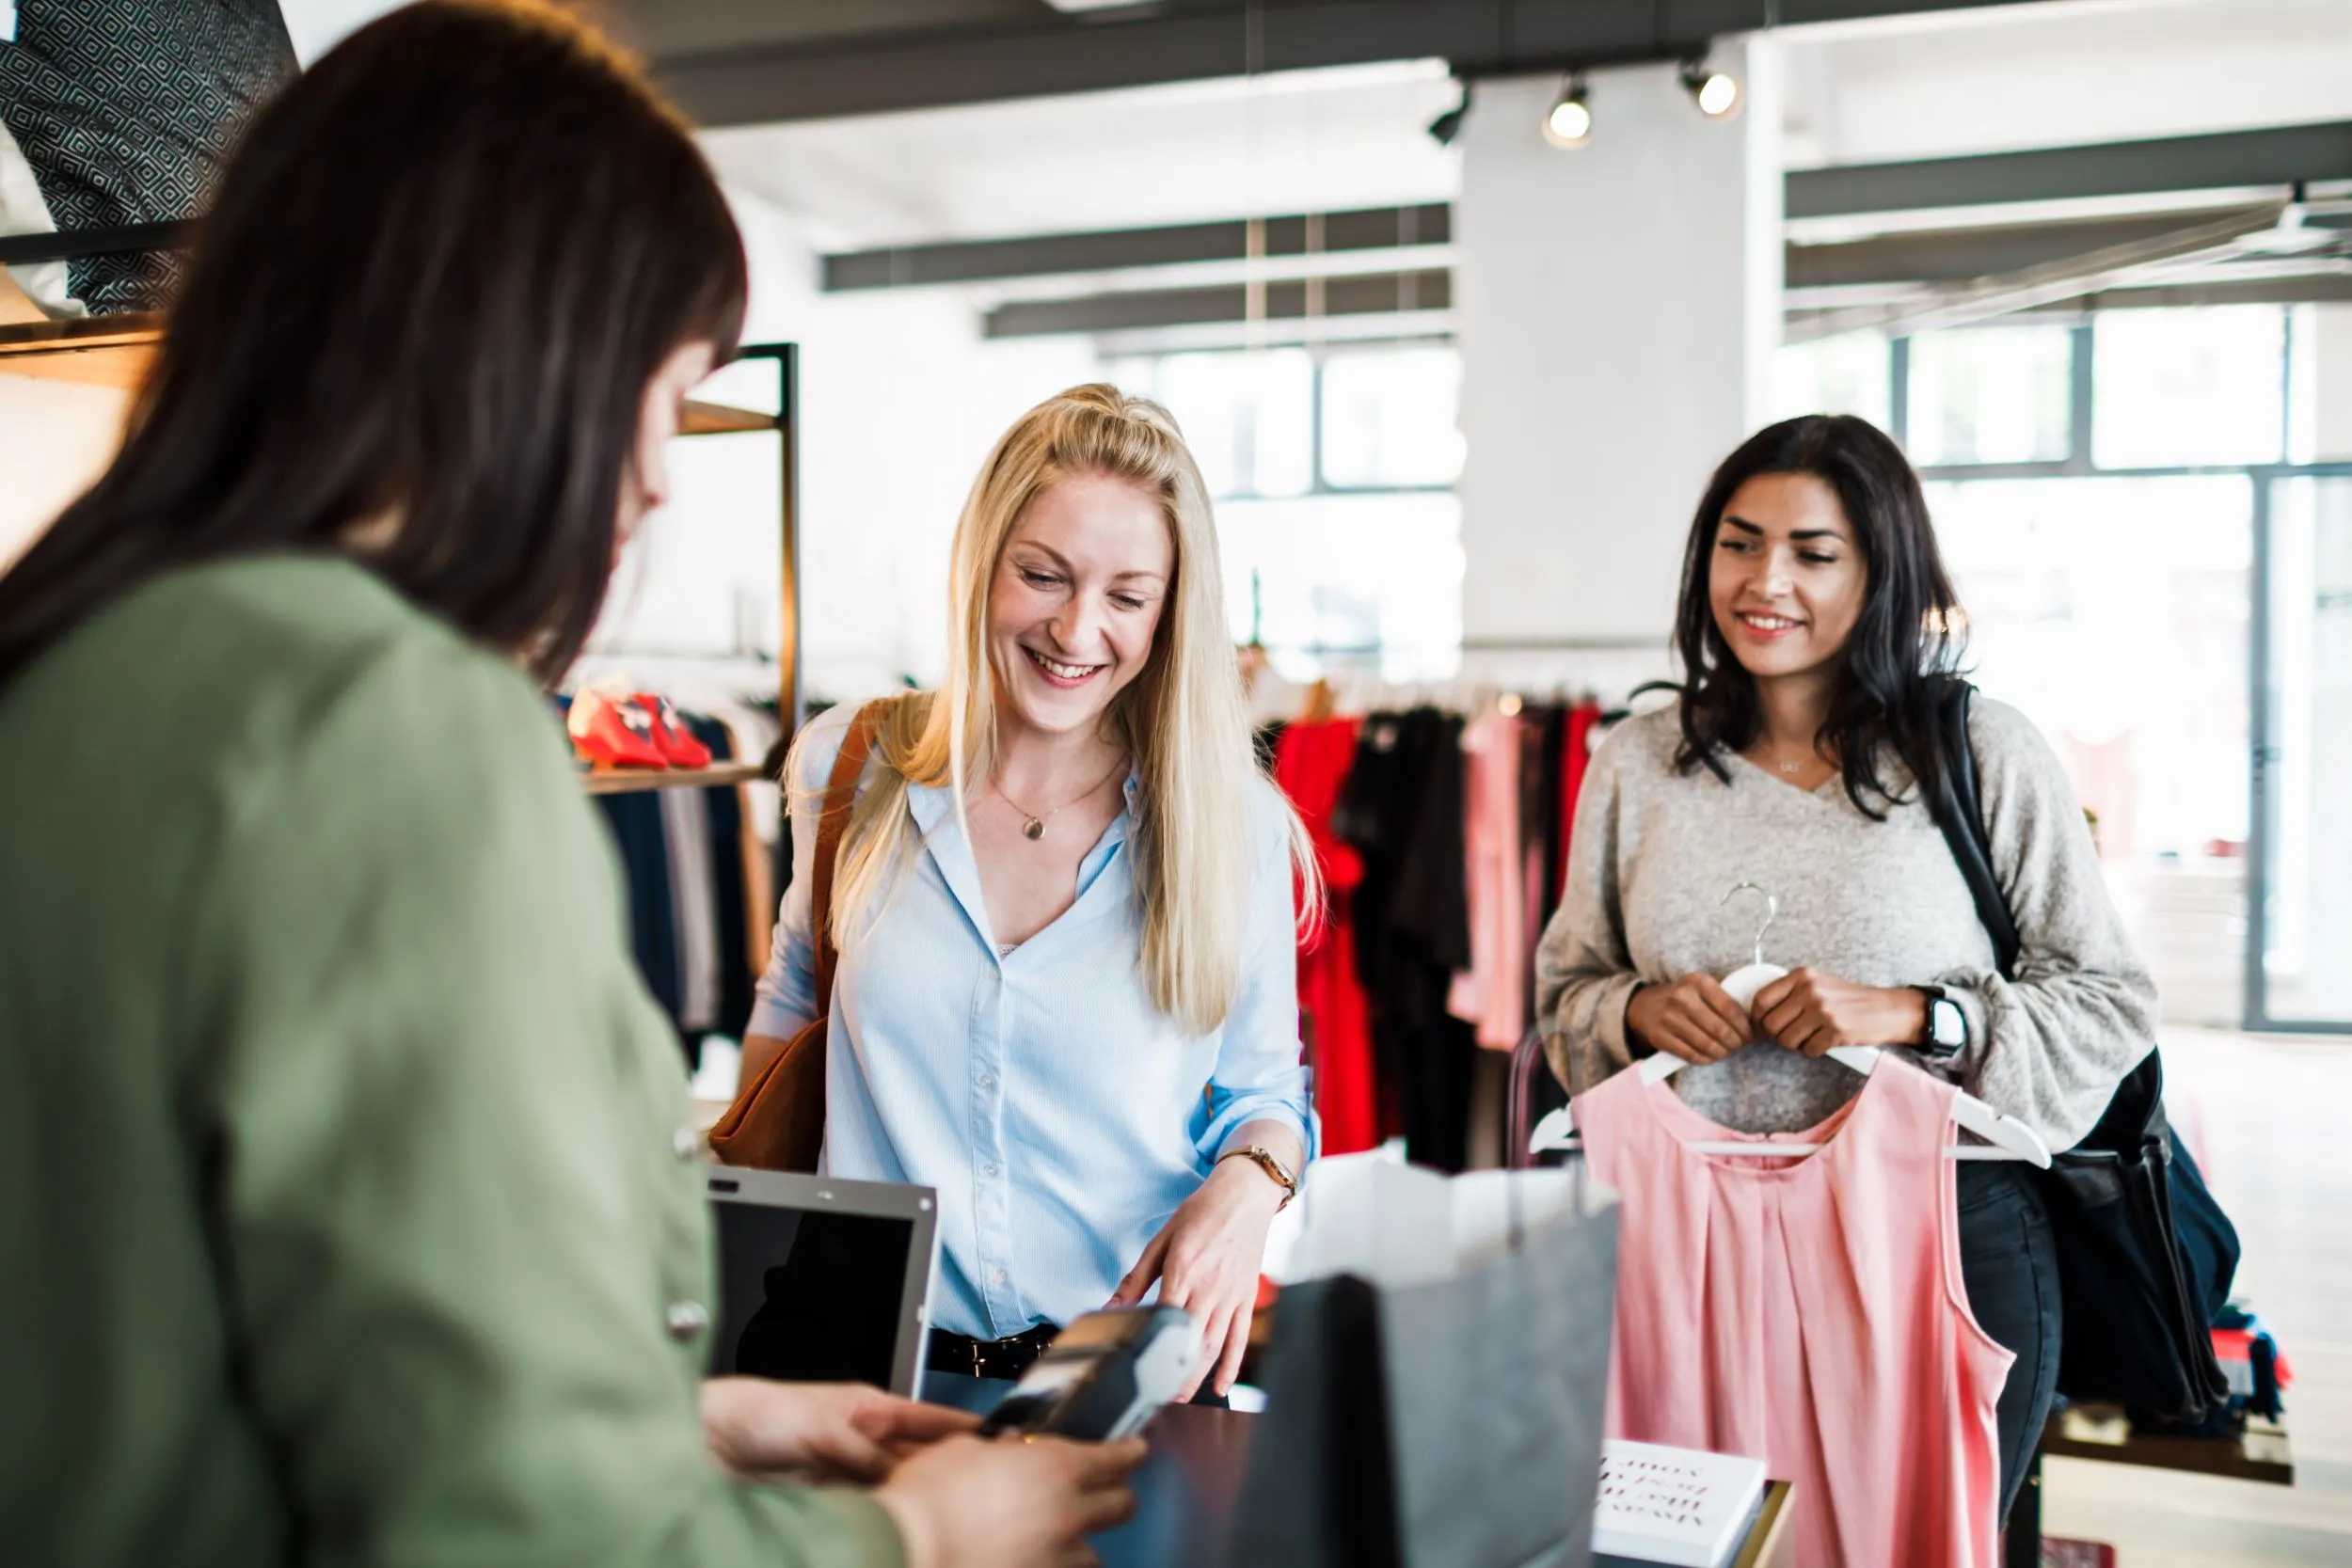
[596,791,686,1059]
[1254,719,1288,776]
[684,714,754,1037]
[1338,708,1477,1172]
[1533,704,1568,924]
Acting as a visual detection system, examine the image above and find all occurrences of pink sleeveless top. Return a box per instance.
[1575,1057,2011,1568]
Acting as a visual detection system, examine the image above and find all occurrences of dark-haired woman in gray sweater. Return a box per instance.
[1536,415,2158,1522]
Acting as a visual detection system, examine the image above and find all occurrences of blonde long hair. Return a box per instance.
[804,383,1319,1036]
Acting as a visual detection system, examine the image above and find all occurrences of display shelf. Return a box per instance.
[0,315,782,436]
[579,761,765,796]
[0,310,159,388]
[2041,1403,2294,1486]
[680,399,783,436]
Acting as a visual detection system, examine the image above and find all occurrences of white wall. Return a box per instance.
[583,188,1102,704]
[0,375,125,573]
[1454,40,1781,649]
[277,0,405,66]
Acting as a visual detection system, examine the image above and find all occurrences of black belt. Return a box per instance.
[928,1323,1060,1381]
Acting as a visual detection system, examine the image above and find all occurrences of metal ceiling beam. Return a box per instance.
[1785,206,2284,289]
[1784,202,2294,341]
[983,267,1451,338]
[658,0,2058,128]
[1788,121,2352,219]
[1783,272,2352,334]
[826,203,1449,291]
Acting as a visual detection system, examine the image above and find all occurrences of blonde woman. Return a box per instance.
[742,386,1316,1402]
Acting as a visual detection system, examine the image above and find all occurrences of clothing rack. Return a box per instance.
[1257,635,1669,654]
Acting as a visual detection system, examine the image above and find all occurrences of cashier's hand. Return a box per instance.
[880,1433,1144,1568]
[1751,968,1928,1058]
[700,1377,979,1483]
[1108,1158,1285,1402]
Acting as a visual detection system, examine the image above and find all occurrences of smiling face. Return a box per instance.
[987,469,1175,742]
[1708,469,1868,684]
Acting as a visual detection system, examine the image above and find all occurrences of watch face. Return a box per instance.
[1930,998,1966,1051]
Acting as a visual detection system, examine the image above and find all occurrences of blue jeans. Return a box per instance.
[1956,1162,2063,1523]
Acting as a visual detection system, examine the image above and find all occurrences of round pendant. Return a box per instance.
[1023,819,1045,841]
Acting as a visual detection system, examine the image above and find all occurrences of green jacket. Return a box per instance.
[0,559,901,1568]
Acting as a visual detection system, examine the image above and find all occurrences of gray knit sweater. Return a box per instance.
[1534,698,2158,1148]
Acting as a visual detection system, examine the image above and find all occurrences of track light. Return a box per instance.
[1542,77,1592,150]
[1426,84,1470,147]
[1680,58,1740,119]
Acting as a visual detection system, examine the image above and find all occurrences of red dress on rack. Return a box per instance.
[1272,718,1378,1156]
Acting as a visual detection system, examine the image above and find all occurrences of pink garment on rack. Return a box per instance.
[1574,1057,2011,1568]
[1447,706,1525,1050]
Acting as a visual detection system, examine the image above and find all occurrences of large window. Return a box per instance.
[1112,341,1465,676]
[2093,307,2285,469]
[1770,332,1892,428]
[1929,475,2252,862]
[1907,324,2074,467]
[1773,305,2352,1028]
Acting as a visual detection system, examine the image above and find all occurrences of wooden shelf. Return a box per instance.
[0,315,780,434]
[579,761,766,796]
[680,399,783,436]
[0,310,159,389]
[2042,1402,2294,1486]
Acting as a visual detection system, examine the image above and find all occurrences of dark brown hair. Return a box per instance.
[0,0,746,691]
[1672,414,1968,819]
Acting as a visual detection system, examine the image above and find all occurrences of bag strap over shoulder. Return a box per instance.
[1930,681,2023,981]
[809,699,891,1008]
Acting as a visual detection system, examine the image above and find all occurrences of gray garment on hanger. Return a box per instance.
[659,783,720,1033]
[1534,699,2157,1150]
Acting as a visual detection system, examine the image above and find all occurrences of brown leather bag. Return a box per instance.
[707,700,887,1172]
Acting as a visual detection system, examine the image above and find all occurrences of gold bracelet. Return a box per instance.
[1216,1145,1300,1209]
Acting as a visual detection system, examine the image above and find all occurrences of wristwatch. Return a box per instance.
[1217,1145,1300,1210]
[1916,986,1968,1061]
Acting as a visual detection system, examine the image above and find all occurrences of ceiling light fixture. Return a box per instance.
[1680,58,1741,119]
[1542,77,1592,150]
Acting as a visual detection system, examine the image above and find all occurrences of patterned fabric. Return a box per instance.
[0,0,292,313]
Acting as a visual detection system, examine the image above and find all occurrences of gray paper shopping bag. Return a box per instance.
[1226,1158,1619,1568]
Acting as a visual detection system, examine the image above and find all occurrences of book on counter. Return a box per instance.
[1591,1438,1769,1568]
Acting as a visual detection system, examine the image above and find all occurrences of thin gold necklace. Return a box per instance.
[989,757,1128,842]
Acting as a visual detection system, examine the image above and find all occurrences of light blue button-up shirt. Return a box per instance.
[749,705,1313,1340]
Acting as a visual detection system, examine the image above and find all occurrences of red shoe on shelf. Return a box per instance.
[634,694,712,768]
[569,689,669,770]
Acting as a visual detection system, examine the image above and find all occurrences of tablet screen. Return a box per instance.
[709,1200,918,1390]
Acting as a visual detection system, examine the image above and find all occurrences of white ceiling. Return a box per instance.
[1780,0,2352,167]
[705,0,2352,250]
[279,0,2352,250]
[701,57,1466,250]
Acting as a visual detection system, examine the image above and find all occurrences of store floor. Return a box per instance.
[2038,1028,2352,1566]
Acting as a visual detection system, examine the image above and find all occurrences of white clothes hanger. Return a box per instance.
[1533,883,2052,1168]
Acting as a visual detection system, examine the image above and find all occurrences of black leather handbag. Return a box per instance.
[1930,682,2239,1423]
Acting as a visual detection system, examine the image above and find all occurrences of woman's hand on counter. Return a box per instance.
[700,1377,979,1483]
[1751,968,1928,1057]
[879,1433,1144,1568]
[1107,1149,1291,1402]
[1625,975,1752,1065]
